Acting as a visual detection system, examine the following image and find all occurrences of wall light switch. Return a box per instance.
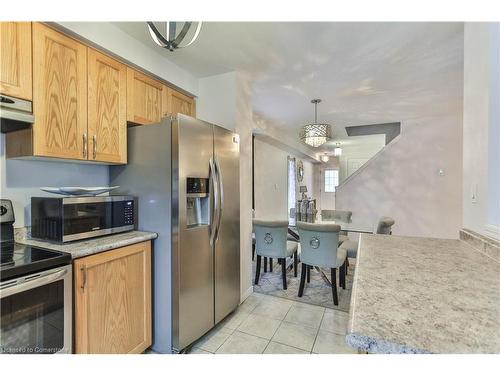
[274,183,278,190]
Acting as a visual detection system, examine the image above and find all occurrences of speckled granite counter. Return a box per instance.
[346,234,500,354]
[15,228,158,259]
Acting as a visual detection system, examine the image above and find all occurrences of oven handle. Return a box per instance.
[0,268,68,298]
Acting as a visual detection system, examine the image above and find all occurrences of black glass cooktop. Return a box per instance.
[0,242,71,281]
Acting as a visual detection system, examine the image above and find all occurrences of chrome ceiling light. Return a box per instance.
[300,99,332,148]
[147,21,202,51]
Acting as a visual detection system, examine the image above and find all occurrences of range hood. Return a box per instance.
[0,94,34,133]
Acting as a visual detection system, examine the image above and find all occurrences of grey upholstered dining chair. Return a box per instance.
[321,209,353,223]
[339,216,395,260]
[253,219,299,290]
[320,209,352,244]
[296,222,347,306]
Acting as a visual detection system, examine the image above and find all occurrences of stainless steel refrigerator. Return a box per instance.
[110,114,240,353]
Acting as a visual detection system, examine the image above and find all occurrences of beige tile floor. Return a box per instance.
[188,293,357,354]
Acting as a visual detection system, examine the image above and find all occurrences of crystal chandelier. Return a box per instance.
[147,21,202,51]
[300,99,332,147]
[320,153,330,162]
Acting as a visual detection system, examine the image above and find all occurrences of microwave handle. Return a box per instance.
[0,268,68,298]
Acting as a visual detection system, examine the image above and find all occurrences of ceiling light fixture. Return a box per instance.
[300,99,332,148]
[320,154,330,163]
[147,21,202,51]
[333,142,342,157]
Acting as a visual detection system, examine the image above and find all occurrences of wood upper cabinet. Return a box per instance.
[161,84,171,118]
[163,86,195,117]
[74,241,152,354]
[126,68,163,125]
[88,48,127,164]
[171,88,195,117]
[32,23,88,160]
[0,22,32,100]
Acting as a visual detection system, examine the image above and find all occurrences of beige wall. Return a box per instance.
[336,115,463,239]
[254,139,288,220]
[463,22,500,240]
[197,71,255,302]
[338,135,386,183]
[254,138,315,221]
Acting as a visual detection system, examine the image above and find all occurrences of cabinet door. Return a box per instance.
[0,22,32,100]
[32,23,87,159]
[161,84,171,118]
[126,68,163,125]
[170,88,196,117]
[88,49,127,164]
[74,241,152,354]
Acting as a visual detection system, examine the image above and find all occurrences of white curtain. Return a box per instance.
[287,157,297,225]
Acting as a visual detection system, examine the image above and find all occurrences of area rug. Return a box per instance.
[252,258,355,312]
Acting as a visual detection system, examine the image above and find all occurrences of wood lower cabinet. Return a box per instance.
[74,241,152,354]
[126,68,163,125]
[32,23,88,160]
[88,48,127,164]
[0,22,32,100]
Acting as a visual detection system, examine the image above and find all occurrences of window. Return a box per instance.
[324,169,339,193]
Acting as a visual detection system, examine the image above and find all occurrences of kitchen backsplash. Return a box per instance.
[0,134,109,228]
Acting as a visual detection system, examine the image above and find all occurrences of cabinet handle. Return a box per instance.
[83,134,87,158]
[80,266,87,290]
[92,135,97,159]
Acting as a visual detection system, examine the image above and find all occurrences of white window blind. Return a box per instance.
[324,169,339,193]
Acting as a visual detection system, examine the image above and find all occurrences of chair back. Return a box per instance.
[253,219,289,258]
[376,217,395,234]
[297,222,341,268]
[321,209,352,223]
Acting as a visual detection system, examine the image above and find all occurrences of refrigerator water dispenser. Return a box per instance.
[186,177,210,228]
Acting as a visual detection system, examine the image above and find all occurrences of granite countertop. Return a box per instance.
[15,229,158,259]
[346,234,500,354]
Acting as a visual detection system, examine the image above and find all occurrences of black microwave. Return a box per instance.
[31,196,135,243]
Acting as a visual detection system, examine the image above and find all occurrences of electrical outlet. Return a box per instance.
[471,183,478,204]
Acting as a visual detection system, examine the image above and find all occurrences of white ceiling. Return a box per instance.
[113,22,464,151]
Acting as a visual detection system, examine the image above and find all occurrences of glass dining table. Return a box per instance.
[287,219,373,240]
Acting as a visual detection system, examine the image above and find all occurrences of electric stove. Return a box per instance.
[0,199,71,282]
[0,242,71,281]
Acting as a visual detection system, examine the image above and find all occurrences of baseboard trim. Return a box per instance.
[240,285,254,303]
[485,224,500,241]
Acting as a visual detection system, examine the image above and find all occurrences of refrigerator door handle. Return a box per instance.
[209,158,220,247]
[214,158,224,244]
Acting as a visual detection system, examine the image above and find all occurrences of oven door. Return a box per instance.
[0,265,72,354]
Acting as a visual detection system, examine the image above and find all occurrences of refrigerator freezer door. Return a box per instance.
[213,125,240,324]
[172,115,215,351]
